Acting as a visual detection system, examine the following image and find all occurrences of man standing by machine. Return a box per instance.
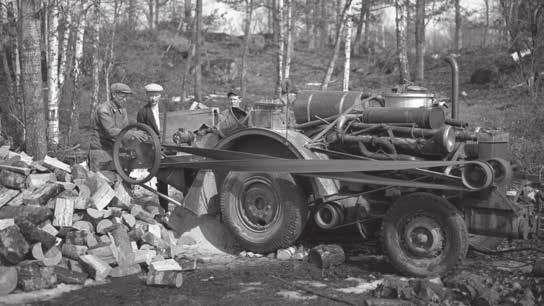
[137,83,170,216]
[89,83,133,172]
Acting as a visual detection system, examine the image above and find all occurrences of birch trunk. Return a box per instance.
[319,0,326,49]
[306,0,315,50]
[274,0,284,96]
[414,0,425,81]
[47,0,60,146]
[194,0,202,102]
[105,0,120,102]
[241,0,253,100]
[482,0,489,48]
[454,0,461,52]
[283,0,292,80]
[58,9,71,92]
[184,0,191,31]
[148,0,156,29]
[127,0,136,30]
[154,0,159,29]
[395,0,409,84]
[20,0,47,159]
[12,1,21,121]
[91,1,100,112]
[343,10,352,91]
[181,19,196,100]
[354,1,366,55]
[67,2,87,144]
[321,0,352,91]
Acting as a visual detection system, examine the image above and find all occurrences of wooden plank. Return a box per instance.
[23,182,63,206]
[0,188,20,208]
[0,219,14,231]
[52,197,76,227]
[43,155,71,173]
[79,254,112,281]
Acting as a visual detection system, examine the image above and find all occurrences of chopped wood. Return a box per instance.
[131,241,138,251]
[121,213,136,228]
[18,152,33,165]
[110,264,142,278]
[96,219,114,235]
[40,222,59,237]
[30,161,49,172]
[71,164,89,180]
[308,244,346,268]
[53,266,88,285]
[0,266,17,296]
[17,262,57,292]
[65,230,87,246]
[134,249,156,265]
[86,208,103,219]
[79,254,112,281]
[86,233,98,248]
[26,173,56,190]
[0,170,27,190]
[146,270,183,288]
[0,219,14,231]
[148,224,162,239]
[43,155,71,173]
[112,181,132,209]
[32,243,62,266]
[98,235,111,244]
[0,188,20,208]
[61,244,88,260]
[142,232,169,249]
[134,220,150,232]
[128,228,145,242]
[53,197,76,227]
[87,244,116,264]
[74,184,91,210]
[58,181,76,190]
[131,205,157,224]
[72,220,94,233]
[150,259,182,272]
[72,212,84,223]
[0,225,29,265]
[68,259,85,273]
[0,205,52,224]
[0,164,31,176]
[15,217,57,251]
[6,191,27,207]
[91,181,115,211]
[23,182,63,206]
[107,224,135,269]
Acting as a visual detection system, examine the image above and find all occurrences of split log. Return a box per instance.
[23,182,63,206]
[31,243,62,266]
[0,164,31,176]
[87,244,116,264]
[75,184,91,210]
[53,196,76,227]
[17,262,57,291]
[0,170,27,190]
[112,181,132,209]
[17,152,33,165]
[128,228,145,242]
[107,224,135,269]
[131,205,157,224]
[61,244,88,260]
[122,213,136,228]
[68,259,85,273]
[142,232,169,249]
[96,219,114,234]
[43,155,71,173]
[86,208,103,219]
[0,206,52,224]
[58,181,76,191]
[150,259,182,272]
[6,191,28,207]
[73,221,95,233]
[0,225,30,265]
[79,254,112,281]
[53,266,88,285]
[40,222,59,237]
[134,249,156,265]
[134,220,150,232]
[91,181,115,211]
[15,217,57,251]
[65,230,87,246]
[71,164,89,180]
[0,219,14,231]
[146,270,183,288]
[0,266,17,295]
[148,224,162,239]
[110,264,141,278]
[30,161,49,172]
[308,244,345,268]
[0,188,20,208]
[26,173,56,190]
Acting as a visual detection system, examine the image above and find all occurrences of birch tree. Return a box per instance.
[148,0,156,29]
[283,0,293,80]
[274,0,284,96]
[415,0,425,81]
[395,0,409,84]
[482,0,489,47]
[343,6,353,91]
[105,0,120,101]
[58,5,71,92]
[454,0,461,52]
[184,0,192,30]
[306,0,316,50]
[47,0,60,146]
[194,0,202,102]
[321,0,352,91]
[91,0,100,111]
[20,0,47,158]
[241,0,254,100]
[127,0,137,29]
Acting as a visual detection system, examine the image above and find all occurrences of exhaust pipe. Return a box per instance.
[444,55,459,120]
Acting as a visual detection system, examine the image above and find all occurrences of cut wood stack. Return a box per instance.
[0,148,192,296]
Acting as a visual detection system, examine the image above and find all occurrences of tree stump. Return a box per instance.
[308,244,345,268]
[0,225,30,265]
[0,266,17,295]
[146,270,183,288]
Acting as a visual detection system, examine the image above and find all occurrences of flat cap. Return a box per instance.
[145,83,164,92]
[110,83,132,94]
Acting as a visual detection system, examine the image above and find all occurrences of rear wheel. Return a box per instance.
[381,192,468,277]
[220,172,307,253]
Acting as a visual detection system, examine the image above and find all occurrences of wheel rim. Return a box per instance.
[401,214,445,259]
[238,177,281,231]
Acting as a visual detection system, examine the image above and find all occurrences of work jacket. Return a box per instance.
[89,100,129,153]
[137,104,162,139]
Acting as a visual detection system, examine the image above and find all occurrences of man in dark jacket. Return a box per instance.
[137,83,170,214]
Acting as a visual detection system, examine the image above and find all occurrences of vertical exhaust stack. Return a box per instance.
[444,56,459,119]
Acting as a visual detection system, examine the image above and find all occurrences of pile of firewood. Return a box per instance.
[0,147,190,296]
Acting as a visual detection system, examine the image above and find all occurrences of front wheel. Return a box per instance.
[381,192,468,277]
[220,172,307,253]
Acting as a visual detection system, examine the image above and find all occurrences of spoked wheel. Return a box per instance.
[113,123,161,185]
[381,192,468,277]
[220,172,307,253]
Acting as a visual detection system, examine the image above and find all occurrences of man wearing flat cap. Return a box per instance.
[137,83,170,215]
[89,82,133,171]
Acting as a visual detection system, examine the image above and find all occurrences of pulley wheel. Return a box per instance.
[113,123,161,185]
[486,158,512,185]
[461,161,494,190]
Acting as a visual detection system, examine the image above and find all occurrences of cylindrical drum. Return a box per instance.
[361,107,445,129]
[383,92,434,108]
[293,91,363,124]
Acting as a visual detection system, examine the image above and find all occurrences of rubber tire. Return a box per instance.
[220,172,307,253]
[381,192,468,277]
